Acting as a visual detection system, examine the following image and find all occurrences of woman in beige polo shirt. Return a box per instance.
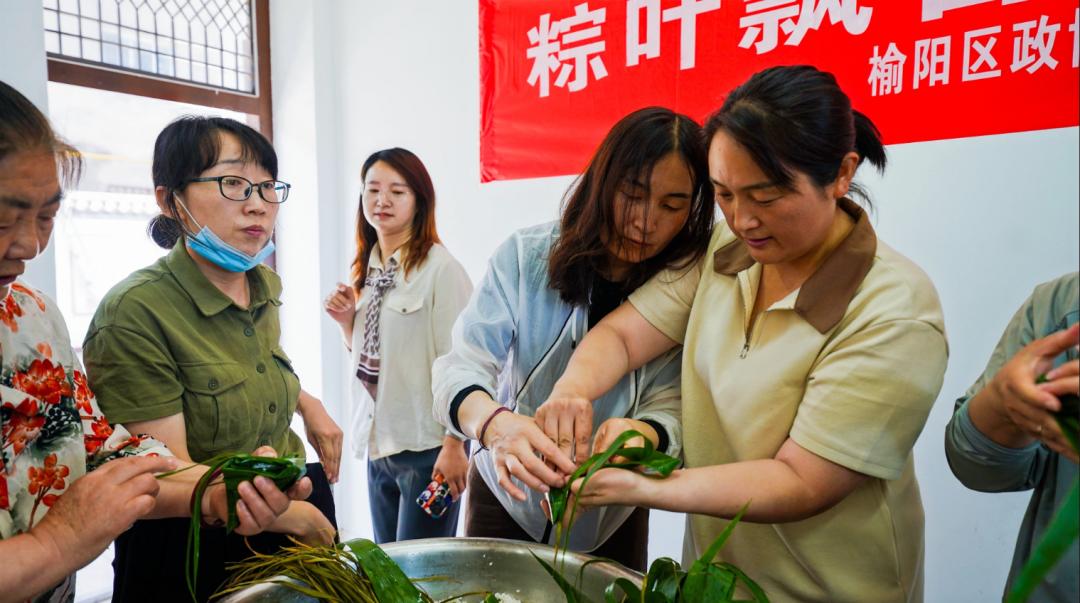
[547,66,948,602]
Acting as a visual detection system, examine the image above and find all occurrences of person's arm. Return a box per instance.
[297,389,343,483]
[572,438,867,522]
[430,235,576,499]
[539,258,701,463]
[946,299,1079,493]
[0,455,175,603]
[964,325,1078,462]
[578,315,948,523]
[429,258,475,500]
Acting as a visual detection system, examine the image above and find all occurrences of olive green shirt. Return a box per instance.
[83,243,304,463]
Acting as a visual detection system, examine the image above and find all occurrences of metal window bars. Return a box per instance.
[43,0,257,94]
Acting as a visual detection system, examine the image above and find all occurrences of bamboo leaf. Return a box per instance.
[531,551,595,603]
[1053,393,1079,454]
[1006,478,1079,603]
[220,455,306,532]
[345,538,430,603]
[718,562,770,602]
[604,577,641,603]
[641,557,682,602]
[161,453,306,601]
[548,431,680,527]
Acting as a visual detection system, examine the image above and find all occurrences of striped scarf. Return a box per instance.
[356,257,399,400]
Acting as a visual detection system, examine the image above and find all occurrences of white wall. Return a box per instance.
[269,3,1080,602]
[1,0,57,299]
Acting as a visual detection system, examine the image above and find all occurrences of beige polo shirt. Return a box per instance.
[629,199,948,603]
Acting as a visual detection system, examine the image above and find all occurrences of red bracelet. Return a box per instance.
[478,406,511,450]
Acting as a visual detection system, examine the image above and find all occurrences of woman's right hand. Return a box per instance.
[535,394,594,464]
[323,282,357,326]
[482,410,577,501]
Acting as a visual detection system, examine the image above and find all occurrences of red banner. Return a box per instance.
[479,0,1080,182]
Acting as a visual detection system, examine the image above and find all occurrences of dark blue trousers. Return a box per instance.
[367,446,460,544]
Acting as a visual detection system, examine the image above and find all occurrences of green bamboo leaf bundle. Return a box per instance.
[602,505,768,603]
[538,431,767,602]
[156,453,307,601]
[545,429,680,542]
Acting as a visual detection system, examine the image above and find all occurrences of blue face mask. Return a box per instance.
[174,195,275,272]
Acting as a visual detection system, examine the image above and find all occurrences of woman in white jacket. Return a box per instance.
[325,148,472,544]
[432,108,713,569]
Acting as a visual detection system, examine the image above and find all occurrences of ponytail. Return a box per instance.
[853,110,887,172]
[705,66,888,210]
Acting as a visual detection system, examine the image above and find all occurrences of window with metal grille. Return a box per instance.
[43,0,257,93]
[42,0,272,138]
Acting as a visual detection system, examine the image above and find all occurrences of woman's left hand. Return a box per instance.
[569,466,658,510]
[542,466,659,528]
[433,436,470,500]
[298,391,343,483]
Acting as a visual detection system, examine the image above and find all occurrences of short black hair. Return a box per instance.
[147,116,277,248]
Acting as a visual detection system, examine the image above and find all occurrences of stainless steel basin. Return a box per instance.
[218,536,642,602]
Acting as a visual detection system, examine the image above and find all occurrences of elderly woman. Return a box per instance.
[0,81,309,602]
[82,116,340,601]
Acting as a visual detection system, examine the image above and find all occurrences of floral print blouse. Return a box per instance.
[1,282,169,600]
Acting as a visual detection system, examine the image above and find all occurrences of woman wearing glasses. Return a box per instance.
[82,116,340,602]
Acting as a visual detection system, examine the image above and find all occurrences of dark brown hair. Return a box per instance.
[704,65,886,206]
[0,79,81,186]
[548,107,713,305]
[350,148,441,293]
[147,115,278,248]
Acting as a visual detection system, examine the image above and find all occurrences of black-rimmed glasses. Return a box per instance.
[186,175,291,203]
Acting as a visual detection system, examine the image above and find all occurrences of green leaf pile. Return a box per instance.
[541,431,768,602]
[216,538,433,602]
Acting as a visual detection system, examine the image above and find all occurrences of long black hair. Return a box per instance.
[548,107,714,305]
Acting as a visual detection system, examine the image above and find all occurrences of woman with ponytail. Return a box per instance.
[82,116,339,601]
[546,66,948,602]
